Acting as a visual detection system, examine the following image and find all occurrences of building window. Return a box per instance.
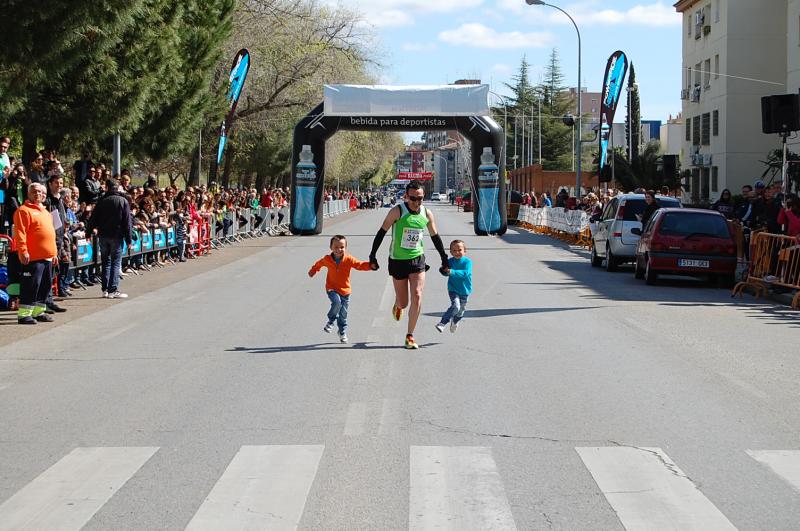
[686,117,691,141]
[704,59,711,88]
[711,166,718,192]
[701,168,710,201]
[715,0,720,23]
[693,116,701,146]
[688,16,692,36]
[714,54,720,78]
[713,110,719,136]
[701,113,711,145]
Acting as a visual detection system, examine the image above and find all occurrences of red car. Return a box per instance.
[633,208,737,285]
[461,192,473,212]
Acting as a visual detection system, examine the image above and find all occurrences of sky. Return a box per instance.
[325,0,683,132]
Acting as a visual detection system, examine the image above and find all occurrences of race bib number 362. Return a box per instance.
[401,228,423,250]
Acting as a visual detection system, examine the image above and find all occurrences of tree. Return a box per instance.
[625,63,641,162]
[536,49,574,171]
[214,0,380,187]
[761,148,800,194]
[1,0,233,165]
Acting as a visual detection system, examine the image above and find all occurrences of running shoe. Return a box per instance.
[450,321,459,333]
[323,322,334,333]
[392,304,403,321]
[405,334,419,349]
[435,323,445,333]
[339,332,348,343]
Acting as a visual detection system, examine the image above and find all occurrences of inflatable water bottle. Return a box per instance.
[294,145,318,231]
[477,147,501,233]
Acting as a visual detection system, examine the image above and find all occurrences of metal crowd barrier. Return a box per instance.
[323,199,349,218]
[732,231,800,309]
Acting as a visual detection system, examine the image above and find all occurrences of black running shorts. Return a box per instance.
[388,254,429,280]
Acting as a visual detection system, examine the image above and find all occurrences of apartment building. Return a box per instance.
[675,0,795,203]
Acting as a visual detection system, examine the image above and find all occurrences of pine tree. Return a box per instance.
[625,63,641,162]
[536,49,574,171]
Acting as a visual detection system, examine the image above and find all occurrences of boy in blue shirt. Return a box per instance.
[435,240,472,333]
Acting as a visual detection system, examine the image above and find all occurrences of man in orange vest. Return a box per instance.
[13,183,58,324]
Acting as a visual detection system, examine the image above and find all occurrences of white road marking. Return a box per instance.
[576,446,737,531]
[719,372,770,401]
[747,450,800,493]
[184,291,206,302]
[185,445,324,531]
[378,399,402,437]
[409,446,517,531]
[98,323,137,342]
[379,277,394,312]
[344,402,367,436]
[0,446,158,531]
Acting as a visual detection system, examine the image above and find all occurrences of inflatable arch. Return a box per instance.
[290,85,507,236]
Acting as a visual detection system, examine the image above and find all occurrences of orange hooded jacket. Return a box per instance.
[309,254,372,295]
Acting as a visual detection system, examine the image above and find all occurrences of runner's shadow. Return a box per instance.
[228,342,442,354]
[424,306,602,318]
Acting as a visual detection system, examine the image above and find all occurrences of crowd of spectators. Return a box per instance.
[0,136,297,319]
[516,180,799,240]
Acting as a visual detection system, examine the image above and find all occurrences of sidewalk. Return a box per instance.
[0,211,362,347]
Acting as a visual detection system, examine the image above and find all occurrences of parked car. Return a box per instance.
[633,208,737,285]
[430,192,441,201]
[591,193,682,271]
[461,192,473,212]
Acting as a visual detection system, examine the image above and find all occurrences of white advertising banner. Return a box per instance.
[323,84,490,116]
[518,206,589,234]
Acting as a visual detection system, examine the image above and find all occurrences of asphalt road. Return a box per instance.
[1,203,798,530]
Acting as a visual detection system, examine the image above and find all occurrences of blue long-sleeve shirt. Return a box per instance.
[447,256,472,296]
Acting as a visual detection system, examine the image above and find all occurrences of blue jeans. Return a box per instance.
[326,291,350,334]
[439,291,468,325]
[99,236,123,293]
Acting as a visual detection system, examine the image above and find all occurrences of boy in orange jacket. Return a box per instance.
[308,235,373,343]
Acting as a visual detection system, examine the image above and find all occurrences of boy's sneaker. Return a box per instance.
[392,304,403,321]
[323,322,334,333]
[35,314,54,323]
[435,323,445,333]
[108,291,128,299]
[102,291,109,298]
[450,321,459,333]
[404,334,419,349]
[339,332,348,343]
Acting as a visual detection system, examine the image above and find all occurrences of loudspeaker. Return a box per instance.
[662,154,678,178]
[761,94,800,134]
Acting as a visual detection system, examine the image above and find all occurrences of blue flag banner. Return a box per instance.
[599,51,628,174]
[216,49,251,167]
[167,227,176,246]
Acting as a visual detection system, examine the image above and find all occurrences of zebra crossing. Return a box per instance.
[1,445,798,530]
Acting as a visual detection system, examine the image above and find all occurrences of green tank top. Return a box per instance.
[390,203,428,260]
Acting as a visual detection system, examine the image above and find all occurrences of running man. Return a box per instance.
[369,180,449,349]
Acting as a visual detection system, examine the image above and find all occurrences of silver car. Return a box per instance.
[590,193,682,271]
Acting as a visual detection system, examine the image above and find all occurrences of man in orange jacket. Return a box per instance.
[13,183,58,324]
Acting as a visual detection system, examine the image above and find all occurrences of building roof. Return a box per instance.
[673,0,701,12]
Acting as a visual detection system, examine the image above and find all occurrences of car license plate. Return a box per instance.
[678,259,709,268]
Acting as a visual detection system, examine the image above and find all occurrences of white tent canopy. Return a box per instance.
[323,84,490,117]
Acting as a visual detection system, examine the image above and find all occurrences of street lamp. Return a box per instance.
[526,0,582,197]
